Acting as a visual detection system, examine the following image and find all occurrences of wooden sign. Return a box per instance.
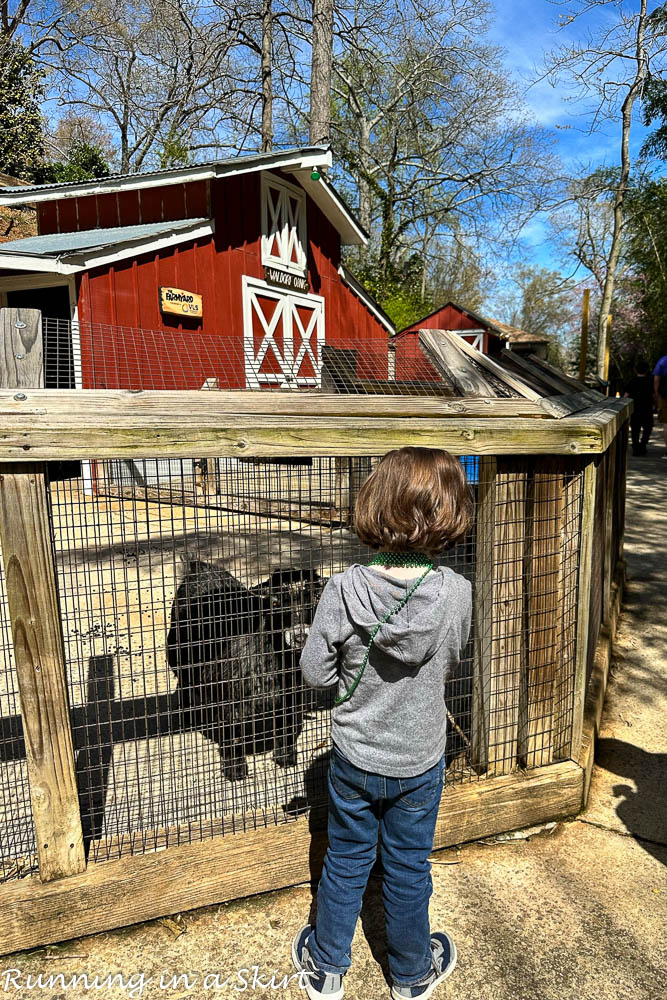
[159,286,203,318]
[263,266,310,294]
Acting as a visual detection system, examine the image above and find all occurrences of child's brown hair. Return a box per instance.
[353,447,473,556]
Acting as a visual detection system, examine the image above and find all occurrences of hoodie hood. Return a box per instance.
[338,563,460,668]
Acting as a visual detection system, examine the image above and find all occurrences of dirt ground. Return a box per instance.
[1,432,666,999]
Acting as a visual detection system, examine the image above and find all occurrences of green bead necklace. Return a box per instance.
[333,551,434,707]
[368,550,433,569]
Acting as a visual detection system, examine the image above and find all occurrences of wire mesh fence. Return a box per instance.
[0,540,38,883]
[39,317,567,399]
[0,451,589,879]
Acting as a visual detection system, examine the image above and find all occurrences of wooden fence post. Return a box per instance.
[571,458,598,759]
[472,458,526,776]
[518,459,565,768]
[602,437,617,624]
[0,307,86,881]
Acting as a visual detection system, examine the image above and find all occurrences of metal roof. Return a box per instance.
[0,147,366,247]
[0,218,215,275]
[0,219,209,258]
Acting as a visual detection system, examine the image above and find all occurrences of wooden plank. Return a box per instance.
[615,422,629,563]
[99,483,348,526]
[0,388,548,420]
[570,459,597,760]
[487,459,527,775]
[527,353,600,396]
[538,390,607,419]
[0,311,86,885]
[552,463,584,760]
[0,308,43,388]
[578,561,625,807]
[471,457,495,773]
[518,461,565,768]
[418,330,496,396]
[602,435,617,625]
[0,759,584,954]
[0,467,86,882]
[451,333,543,401]
[0,391,618,459]
[503,351,578,396]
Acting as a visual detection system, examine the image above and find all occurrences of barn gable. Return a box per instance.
[0,148,392,391]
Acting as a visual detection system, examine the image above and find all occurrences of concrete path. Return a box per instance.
[3,432,666,1000]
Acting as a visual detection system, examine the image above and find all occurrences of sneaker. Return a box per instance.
[390,932,458,999]
[291,924,344,999]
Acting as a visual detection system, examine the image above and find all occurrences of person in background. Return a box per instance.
[624,359,654,456]
[654,353,667,460]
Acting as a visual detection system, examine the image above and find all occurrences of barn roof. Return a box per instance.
[0,147,367,246]
[395,301,509,339]
[486,318,551,344]
[0,218,214,274]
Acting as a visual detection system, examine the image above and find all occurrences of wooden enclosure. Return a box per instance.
[0,311,631,955]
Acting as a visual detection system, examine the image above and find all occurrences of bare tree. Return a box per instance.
[330,0,554,296]
[50,0,253,172]
[310,0,334,145]
[544,0,666,379]
[261,0,273,150]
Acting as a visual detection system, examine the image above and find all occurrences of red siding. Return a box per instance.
[66,168,389,389]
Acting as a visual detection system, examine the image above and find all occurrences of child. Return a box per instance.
[291,446,473,1000]
[623,359,654,456]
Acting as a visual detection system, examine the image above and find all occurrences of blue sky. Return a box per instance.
[487,0,663,277]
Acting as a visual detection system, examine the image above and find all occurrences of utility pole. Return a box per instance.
[579,289,590,382]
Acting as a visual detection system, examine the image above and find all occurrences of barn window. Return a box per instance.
[261,173,307,275]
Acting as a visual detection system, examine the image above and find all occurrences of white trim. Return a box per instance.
[338,265,395,334]
[261,173,307,275]
[289,169,367,246]
[0,272,71,291]
[242,275,325,389]
[0,220,215,275]
[0,150,332,205]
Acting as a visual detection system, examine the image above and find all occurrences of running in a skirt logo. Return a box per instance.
[0,967,314,994]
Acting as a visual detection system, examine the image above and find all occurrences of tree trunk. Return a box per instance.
[310,0,334,146]
[597,0,648,379]
[358,117,372,231]
[261,0,273,152]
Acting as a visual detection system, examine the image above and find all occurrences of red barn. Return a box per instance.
[0,147,394,391]
[391,302,507,383]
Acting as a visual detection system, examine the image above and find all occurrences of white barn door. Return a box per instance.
[242,276,325,388]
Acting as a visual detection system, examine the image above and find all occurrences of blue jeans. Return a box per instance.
[307,743,445,987]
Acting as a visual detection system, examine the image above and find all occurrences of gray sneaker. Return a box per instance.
[390,932,457,999]
[291,924,344,999]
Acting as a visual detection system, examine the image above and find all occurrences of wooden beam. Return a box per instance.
[487,460,527,774]
[472,457,495,773]
[0,308,43,388]
[0,390,624,460]
[538,390,607,420]
[552,463,584,760]
[518,461,564,768]
[570,459,598,759]
[0,312,86,884]
[602,434,617,625]
[447,330,543,401]
[0,759,584,954]
[418,330,496,396]
[578,561,625,807]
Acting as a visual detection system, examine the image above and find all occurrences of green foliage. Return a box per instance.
[641,5,667,159]
[0,38,46,180]
[35,141,112,183]
[157,134,191,169]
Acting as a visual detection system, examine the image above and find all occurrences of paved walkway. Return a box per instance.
[4,432,666,1000]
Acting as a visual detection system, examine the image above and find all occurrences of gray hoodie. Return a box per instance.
[299,563,473,777]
